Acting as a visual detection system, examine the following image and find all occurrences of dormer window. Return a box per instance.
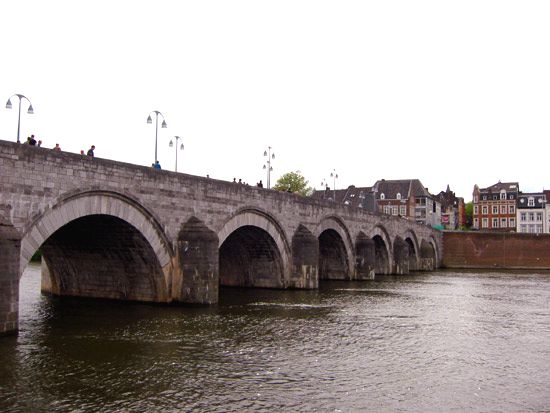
[380,193,385,200]
[500,190,506,200]
[396,193,401,200]
[528,197,535,207]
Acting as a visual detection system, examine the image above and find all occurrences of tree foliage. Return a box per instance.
[273,171,313,196]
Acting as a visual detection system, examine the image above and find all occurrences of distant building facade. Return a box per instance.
[472,181,519,231]
[517,192,546,234]
[545,190,550,233]
[372,179,441,227]
[435,185,466,230]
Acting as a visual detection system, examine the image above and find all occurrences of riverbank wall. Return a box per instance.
[442,231,550,269]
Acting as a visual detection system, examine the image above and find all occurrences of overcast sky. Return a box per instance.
[2,1,549,201]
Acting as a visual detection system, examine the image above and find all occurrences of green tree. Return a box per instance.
[464,201,473,229]
[273,171,313,196]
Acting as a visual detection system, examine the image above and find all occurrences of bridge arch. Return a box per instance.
[316,216,353,280]
[218,208,291,288]
[20,190,173,301]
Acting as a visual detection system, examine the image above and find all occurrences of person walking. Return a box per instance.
[87,145,95,156]
[53,143,61,151]
[154,160,161,169]
[29,135,37,146]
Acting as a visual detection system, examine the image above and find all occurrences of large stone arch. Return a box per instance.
[21,190,172,272]
[218,208,291,288]
[20,190,173,301]
[316,216,354,279]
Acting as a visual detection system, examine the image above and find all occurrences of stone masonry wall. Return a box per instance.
[442,231,550,269]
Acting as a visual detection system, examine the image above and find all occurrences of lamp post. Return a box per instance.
[146,110,167,165]
[6,94,34,144]
[169,135,184,172]
[320,178,329,199]
[263,146,275,189]
[330,169,338,201]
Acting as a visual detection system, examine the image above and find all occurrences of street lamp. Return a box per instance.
[169,135,184,172]
[146,110,167,165]
[330,169,338,201]
[6,94,34,144]
[263,146,275,189]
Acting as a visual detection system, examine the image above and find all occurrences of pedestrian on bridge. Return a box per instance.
[87,145,95,157]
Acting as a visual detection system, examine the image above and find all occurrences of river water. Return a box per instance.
[1,264,549,412]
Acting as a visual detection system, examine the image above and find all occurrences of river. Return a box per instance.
[1,264,549,412]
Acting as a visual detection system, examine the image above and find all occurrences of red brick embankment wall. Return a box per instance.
[442,231,550,269]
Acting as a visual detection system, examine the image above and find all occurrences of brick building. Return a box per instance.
[472,181,518,231]
[372,179,441,227]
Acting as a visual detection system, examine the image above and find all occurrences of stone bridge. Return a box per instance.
[0,140,442,334]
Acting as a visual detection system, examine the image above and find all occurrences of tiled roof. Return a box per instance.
[374,179,430,199]
[480,181,519,193]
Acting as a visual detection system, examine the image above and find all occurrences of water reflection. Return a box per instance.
[0,264,549,412]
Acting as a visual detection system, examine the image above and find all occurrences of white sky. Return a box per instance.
[2,1,549,201]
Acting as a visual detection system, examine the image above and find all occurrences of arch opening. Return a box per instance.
[219,225,284,288]
[318,229,350,280]
[41,215,165,301]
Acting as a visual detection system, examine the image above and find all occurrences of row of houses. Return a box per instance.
[472,181,550,234]
[312,179,550,233]
[312,179,466,230]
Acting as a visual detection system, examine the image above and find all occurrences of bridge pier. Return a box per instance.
[290,225,319,288]
[175,217,219,304]
[393,237,410,275]
[0,221,21,335]
[354,235,375,279]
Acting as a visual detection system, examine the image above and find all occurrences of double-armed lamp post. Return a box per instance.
[169,135,184,172]
[5,94,34,144]
[263,146,275,189]
[146,110,167,165]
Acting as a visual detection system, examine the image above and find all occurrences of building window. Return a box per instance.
[400,205,406,216]
[473,218,479,228]
[520,224,527,233]
[474,195,478,203]
[500,191,506,200]
[520,212,527,221]
[482,218,488,228]
[482,206,488,214]
[529,213,535,221]
[383,205,390,214]
[492,206,498,214]
[380,193,385,200]
[500,205,506,214]
[509,218,515,227]
[501,218,507,227]
[509,205,515,214]
[396,193,401,200]
[392,206,398,215]
[536,212,542,221]
[492,218,499,228]
[528,197,535,207]
[474,206,479,214]
[482,195,487,200]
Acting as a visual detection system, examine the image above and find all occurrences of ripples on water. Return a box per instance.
[1,264,549,412]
